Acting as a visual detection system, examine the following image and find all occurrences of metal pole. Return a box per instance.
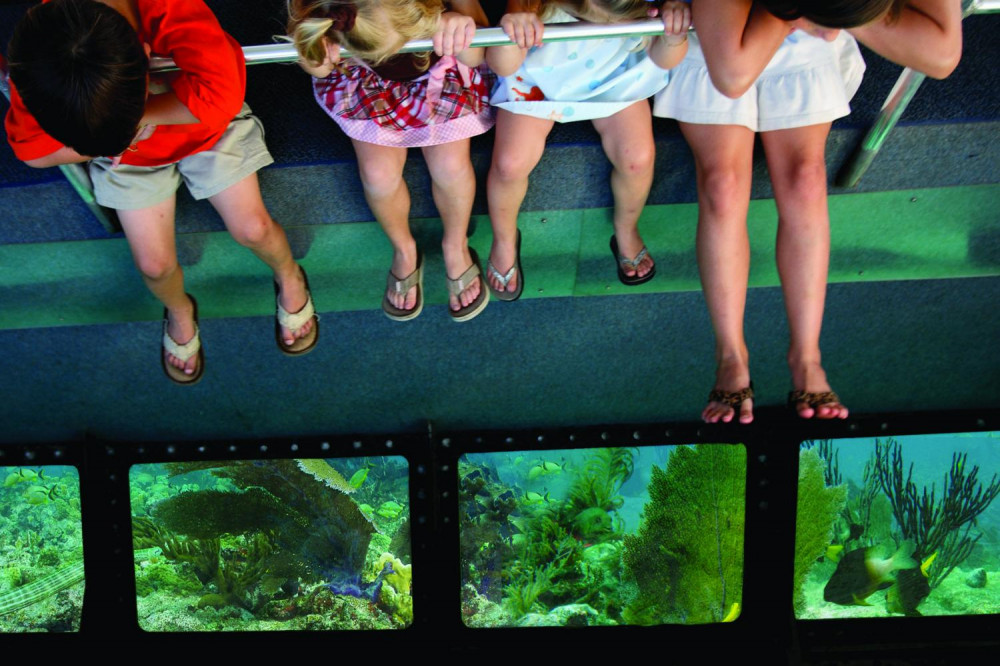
[835,0,988,188]
[150,19,670,71]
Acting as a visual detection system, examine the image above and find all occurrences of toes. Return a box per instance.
[738,400,754,424]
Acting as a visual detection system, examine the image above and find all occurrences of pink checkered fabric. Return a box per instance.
[313,56,496,147]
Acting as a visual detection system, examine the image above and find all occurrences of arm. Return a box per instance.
[646,1,691,70]
[849,0,962,79]
[23,145,90,169]
[693,0,791,98]
[486,0,543,77]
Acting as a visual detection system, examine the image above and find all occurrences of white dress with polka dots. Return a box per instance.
[489,9,673,123]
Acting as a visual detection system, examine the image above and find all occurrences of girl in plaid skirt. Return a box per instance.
[288,0,494,322]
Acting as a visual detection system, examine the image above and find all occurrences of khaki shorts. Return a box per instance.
[89,104,274,211]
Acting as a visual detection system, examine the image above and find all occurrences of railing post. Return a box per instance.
[835,0,992,188]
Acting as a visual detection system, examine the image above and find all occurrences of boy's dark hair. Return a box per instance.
[8,0,148,157]
[759,0,906,29]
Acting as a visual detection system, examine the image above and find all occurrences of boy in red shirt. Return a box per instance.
[4,0,319,384]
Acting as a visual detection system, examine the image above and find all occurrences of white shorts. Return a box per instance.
[653,31,865,132]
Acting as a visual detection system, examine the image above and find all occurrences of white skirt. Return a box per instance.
[653,31,865,132]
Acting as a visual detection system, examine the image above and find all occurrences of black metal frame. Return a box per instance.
[1,408,998,660]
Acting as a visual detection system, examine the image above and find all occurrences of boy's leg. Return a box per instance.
[420,139,481,312]
[350,140,418,312]
[591,101,656,280]
[207,173,313,347]
[118,197,198,376]
[486,110,554,295]
[760,123,848,420]
[678,121,756,424]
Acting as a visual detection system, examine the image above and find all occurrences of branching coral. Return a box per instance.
[874,438,1000,588]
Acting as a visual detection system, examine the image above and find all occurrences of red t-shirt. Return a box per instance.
[4,0,246,167]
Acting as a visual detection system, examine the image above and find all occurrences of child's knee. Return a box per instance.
[229,211,274,248]
[427,152,473,184]
[357,160,404,197]
[609,141,654,177]
[490,148,538,183]
[134,253,179,282]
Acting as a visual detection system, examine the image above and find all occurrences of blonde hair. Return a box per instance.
[539,0,652,22]
[287,0,444,69]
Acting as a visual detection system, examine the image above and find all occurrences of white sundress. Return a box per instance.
[490,9,674,123]
[653,30,866,132]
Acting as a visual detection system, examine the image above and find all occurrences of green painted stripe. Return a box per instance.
[1,185,997,331]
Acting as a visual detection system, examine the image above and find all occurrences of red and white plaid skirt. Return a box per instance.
[313,56,496,147]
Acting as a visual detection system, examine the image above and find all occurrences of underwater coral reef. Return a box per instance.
[0,465,84,633]
[795,434,1000,619]
[459,445,747,628]
[129,457,413,631]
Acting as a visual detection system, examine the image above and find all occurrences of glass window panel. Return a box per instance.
[129,457,411,631]
[794,433,1000,619]
[0,465,84,633]
[459,444,746,627]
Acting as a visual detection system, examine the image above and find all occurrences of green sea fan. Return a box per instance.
[296,459,356,494]
[793,448,847,612]
[623,444,746,625]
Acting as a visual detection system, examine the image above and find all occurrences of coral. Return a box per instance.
[874,438,1000,587]
[375,553,411,595]
[295,459,356,494]
[793,448,848,612]
[461,583,512,628]
[134,560,202,598]
[965,568,986,588]
[152,488,295,539]
[622,444,746,624]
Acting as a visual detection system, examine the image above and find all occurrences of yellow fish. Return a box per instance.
[920,551,938,578]
[722,602,740,622]
[826,544,844,563]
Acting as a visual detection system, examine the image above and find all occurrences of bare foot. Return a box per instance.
[613,229,654,280]
[789,361,848,419]
[386,244,420,313]
[703,357,753,424]
[275,265,315,346]
[164,295,199,376]
[487,235,519,296]
[443,240,482,311]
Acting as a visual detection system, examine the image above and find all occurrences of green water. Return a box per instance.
[129,457,410,632]
[0,465,83,633]
[795,432,1000,619]
[459,444,746,628]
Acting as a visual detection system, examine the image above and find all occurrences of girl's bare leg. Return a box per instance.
[485,109,554,295]
[209,173,313,346]
[119,196,199,375]
[760,123,848,419]
[351,139,418,311]
[679,121,756,424]
[591,100,656,279]
[421,139,481,311]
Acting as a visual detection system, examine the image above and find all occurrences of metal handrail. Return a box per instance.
[835,0,994,188]
[150,19,671,71]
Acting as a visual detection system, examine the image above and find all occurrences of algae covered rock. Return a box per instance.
[515,603,602,627]
[622,444,745,624]
[965,568,987,588]
[793,448,848,612]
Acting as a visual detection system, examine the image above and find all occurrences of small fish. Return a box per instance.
[527,460,563,481]
[823,541,918,606]
[521,490,550,505]
[349,468,369,489]
[513,456,525,466]
[23,485,51,505]
[722,602,740,622]
[920,551,938,578]
[825,544,845,563]
[376,500,404,519]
